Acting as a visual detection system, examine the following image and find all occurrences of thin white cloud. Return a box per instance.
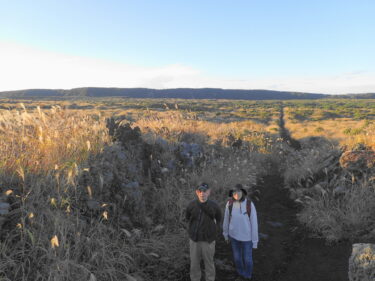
[160,72,375,95]
[1,41,375,94]
[0,41,200,90]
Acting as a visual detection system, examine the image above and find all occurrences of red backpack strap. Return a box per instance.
[227,199,234,218]
[227,199,234,233]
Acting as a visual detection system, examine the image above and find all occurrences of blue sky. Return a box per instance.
[0,0,374,94]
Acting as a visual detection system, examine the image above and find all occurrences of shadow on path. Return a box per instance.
[213,175,351,281]
[278,105,301,150]
[178,109,351,281]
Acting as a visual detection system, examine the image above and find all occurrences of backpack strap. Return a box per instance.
[246,198,251,218]
[228,198,251,221]
[228,198,234,219]
[197,200,215,221]
[227,199,234,235]
[227,198,252,236]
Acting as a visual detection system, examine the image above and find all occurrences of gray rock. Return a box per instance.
[333,186,347,196]
[114,194,123,201]
[161,168,169,174]
[215,258,236,271]
[0,217,6,228]
[179,178,187,184]
[0,202,10,210]
[120,215,133,228]
[167,160,176,170]
[155,138,169,149]
[266,221,284,228]
[144,216,153,227]
[259,233,269,240]
[117,151,127,161]
[124,182,139,189]
[0,202,10,215]
[87,200,101,211]
[348,243,375,281]
[177,142,204,167]
[152,224,165,233]
[126,163,139,175]
[0,209,9,215]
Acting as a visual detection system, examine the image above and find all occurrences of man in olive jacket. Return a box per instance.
[186,183,222,281]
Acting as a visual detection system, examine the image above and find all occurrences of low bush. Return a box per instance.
[283,139,340,189]
[298,177,375,242]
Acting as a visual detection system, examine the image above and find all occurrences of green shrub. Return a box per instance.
[343,128,363,136]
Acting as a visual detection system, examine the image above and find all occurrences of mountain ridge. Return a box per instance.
[0,87,374,100]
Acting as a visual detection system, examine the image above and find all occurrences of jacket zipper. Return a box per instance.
[193,208,203,241]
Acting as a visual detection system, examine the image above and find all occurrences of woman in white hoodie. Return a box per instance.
[223,184,258,280]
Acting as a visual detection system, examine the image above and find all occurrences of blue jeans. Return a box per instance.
[230,237,253,279]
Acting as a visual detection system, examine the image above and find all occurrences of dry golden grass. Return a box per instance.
[0,102,270,280]
[0,105,110,175]
[131,110,268,144]
[298,177,375,242]
[1,98,373,279]
[284,109,375,150]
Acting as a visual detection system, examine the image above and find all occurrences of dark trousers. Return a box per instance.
[230,237,253,279]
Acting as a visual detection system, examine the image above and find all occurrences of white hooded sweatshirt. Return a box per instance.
[222,199,259,248]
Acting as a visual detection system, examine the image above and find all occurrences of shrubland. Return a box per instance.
[281,100,375,243]
[0,104,271,280]
[0,97,374,280]
[282,135,375,243]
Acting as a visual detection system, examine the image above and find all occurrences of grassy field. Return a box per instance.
[0,98,374,280]
[283,99,375,149]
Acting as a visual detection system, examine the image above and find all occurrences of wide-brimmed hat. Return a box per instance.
[228,184,247,197]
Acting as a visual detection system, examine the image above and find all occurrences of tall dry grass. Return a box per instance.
[298,177,375,242]
[0,105,109,177]
[282,128,375,243]
[0,106,135,280]
[131,110,269,148]
[0,104,270,280]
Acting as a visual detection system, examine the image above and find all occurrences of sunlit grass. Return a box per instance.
[284,109,375,149]
[0,98,374,279]
[0,105,110,175]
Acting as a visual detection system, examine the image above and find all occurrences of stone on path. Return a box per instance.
[215,258,236,271]
[266,221,284,228]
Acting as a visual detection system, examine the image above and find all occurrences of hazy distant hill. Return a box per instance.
[0,87,329,100]
[330,93,375,99]
[1,87,374,100]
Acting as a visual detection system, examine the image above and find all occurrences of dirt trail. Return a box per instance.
[277,105,301,150]
[179,107,351,281]
[212,175,351,281]
[178,175,351,281]
[211,107,351,280]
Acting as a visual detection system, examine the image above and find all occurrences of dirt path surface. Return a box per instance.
[178,108,352,281]
[212,175,352,281]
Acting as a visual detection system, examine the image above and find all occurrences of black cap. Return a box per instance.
[196,183,209,191]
